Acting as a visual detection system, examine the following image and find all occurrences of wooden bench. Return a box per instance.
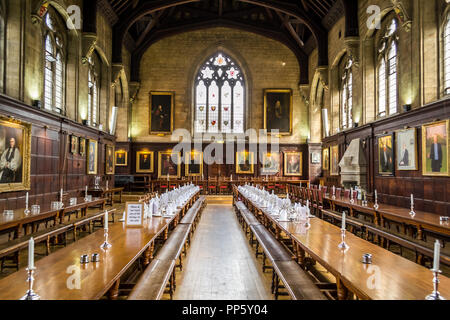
[127,259,176,300]
[156,224,191,271]
[234,201,261,245]
[180,196,206,243]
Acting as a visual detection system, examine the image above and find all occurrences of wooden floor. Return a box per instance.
[173,201,274,300]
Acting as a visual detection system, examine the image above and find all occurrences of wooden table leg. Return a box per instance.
[337,277,350,300]
[143,242,154,266]
[108,280,120,300]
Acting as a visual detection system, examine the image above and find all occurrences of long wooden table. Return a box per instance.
[324,195,450,240]
[88,187,124,206]
[0,198,107,239]
[0,191,200,300]
[238,189,450,300]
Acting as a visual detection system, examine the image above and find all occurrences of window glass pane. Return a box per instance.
[54,53,63,113]
[388,43,397,115]
[342,84,347,129]
[378,60,386,117]
[208,81,219,133]
[348,72,353,127]
[233,81,244,133]
[221,81,232,133]
[444,17,450,93]
[195,80,207,133]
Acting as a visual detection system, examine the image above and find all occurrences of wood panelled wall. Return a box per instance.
[322,99,450,215]
[0,95,115,211]
[116,142,310,181]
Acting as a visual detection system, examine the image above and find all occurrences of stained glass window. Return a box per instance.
[444,13,450,95]
[377,18,398,118]
[194,52,245,134]
[87,55,99,127]
[43,8,65,114]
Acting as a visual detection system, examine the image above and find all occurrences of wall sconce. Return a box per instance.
[354,122,359,128]
[402,104,411,112]
[32,100,41,109]
[82,120,88,126]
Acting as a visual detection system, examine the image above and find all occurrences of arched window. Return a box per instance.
[377,18,398,118]
[87,54,99,127]
[194,52,245,134]
[443,12,450,95]
[43,9,65,114]
[340,57,353,130]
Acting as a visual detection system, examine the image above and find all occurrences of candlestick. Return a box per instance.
[20,267,40,300]
[106,180,109,190]
[24,192,30,215]
[409,194,416,217]
[374,189,379,210]
[100,211,112,250]
[84,185,88,202]
[425,269,445,300]
[332,185,336,200]
[338,228,350,250]
[350,188,354,204]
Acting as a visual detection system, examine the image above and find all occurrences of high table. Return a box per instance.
[88,187,124,206]
[238,189,450,300]
[0,198,107,239]
[324,195,450,240]
[0,191,200,300]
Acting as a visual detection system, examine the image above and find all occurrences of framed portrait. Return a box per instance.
[115,150,128,167]
[236,151,254,174]
[87,139,98,175]
[322,148,329,170]
[136,151,154,173]
[284,152,302,176]
[70,135,78,154]
[158,151,181,178]
[149,91,174,135]
[105,145,115,175]
[330,145,339,176]
[311,152,321,164]
[261,152,280,174]
[395,128,418,171]
[0,116,31,193]
[264,89,293,135]
[79,137,86,156]
[378,134,395,176]
[185,150,203,177]
[422,120,449,176]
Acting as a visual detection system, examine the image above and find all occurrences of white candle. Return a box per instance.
[60,189,63,202]
[375,189,377,201]
[342,212,346,231]
[106,181,109,190]
[433,240,440,271]
[28,237,34,269]
[25,192,29,208]
[104,211,108,230]
[411,194,414,206]
[350,188,353,200]
[85,185,88,197]
[332,185,335,196]
[306,200,309,208]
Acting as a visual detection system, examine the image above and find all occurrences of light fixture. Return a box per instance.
[32,100,41,109]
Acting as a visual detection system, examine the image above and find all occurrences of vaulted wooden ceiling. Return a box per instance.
[102,0,356,84]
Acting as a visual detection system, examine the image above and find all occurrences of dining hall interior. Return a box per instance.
[0,0,449,302]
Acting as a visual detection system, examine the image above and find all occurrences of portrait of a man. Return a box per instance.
[79,138,86,156]
[0,137,22,183]
[330,145,339,176]
[422,120,448,176]
[105,145,114,175]
[87,140,98,175]
[396,128,417,171]
[264,89,293,135]
[236,151,254,174]
[0,117,31,193]
[150,92,174,134]
[136,151,154,173]
[185,151,203,176]
[158,151,180,178]
[378,135,394,175]
[322,148,329,170]
[261,152,280,174]
[70,135,78,154]
[284,152,302,176]
[115,150,127,166]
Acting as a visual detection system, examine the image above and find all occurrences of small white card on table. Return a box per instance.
[125,202,144,227]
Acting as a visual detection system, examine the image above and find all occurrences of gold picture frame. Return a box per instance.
[185,150,203,177]
[115,150,128,167]
[87,139,98,175]
[422,120,449,176]
[158,151,181,178]
[70,135,78,154]
[395,128,418,171]
[236,151,255,174]
[136,151,154,173]
[105,145,115,175]
[284,152,302,176]
[79,137,86,156]
[261,152,280,174]
[263,89,293,135]
[322,148,329,170]
[378,134,395,176]
[0,116,31,193]
[330,145,339,176]
[149,91,175,135]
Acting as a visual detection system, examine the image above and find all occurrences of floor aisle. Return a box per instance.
[173,202,273,300]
